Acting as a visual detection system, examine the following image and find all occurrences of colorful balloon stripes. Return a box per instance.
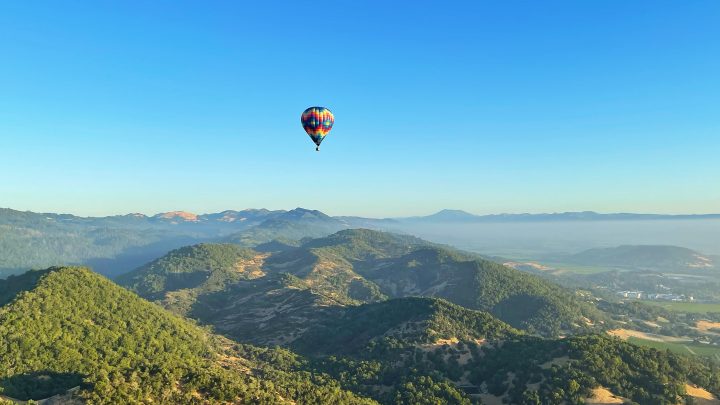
[301,107,334,149]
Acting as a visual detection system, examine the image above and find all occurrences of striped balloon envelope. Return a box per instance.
[301,107,334,151]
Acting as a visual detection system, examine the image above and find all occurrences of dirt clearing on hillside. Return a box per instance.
[685,384,720,405]
[585,386,626,404]
[607,328,689,343]
[697,320,720,333]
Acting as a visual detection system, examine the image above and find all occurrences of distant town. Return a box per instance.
[616,290,694,302]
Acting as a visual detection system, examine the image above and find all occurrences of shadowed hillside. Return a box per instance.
[122,229,605,338]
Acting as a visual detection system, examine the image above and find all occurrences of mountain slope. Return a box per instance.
[0,267,374,404]
[5,268,718,405]
[293,297,519,356]
[116,243,266,300]
[353,246,603,336]
[186,274,345,346]
[565,245,716,271]
[257,229,437,304]
[225,208,349,247]
[280,229,603,336]
[124,229,603,338]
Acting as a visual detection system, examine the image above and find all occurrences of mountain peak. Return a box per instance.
[117,212,148,219]
[281,208,332,220]
[425,209,477,221]
[153,211,199,222]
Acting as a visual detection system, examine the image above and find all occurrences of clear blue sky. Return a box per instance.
[1,1,718,217]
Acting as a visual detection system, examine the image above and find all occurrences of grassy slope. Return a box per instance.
[641,300,720,313]
[626,336,720,360]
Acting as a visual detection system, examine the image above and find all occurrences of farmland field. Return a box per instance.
[543,262,621,275]
[640,301,720,313]
[627,337,720,361]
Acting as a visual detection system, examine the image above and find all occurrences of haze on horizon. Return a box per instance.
[1,205,720,220]
[1,1,719,217]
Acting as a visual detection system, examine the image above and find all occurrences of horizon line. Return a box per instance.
[2,206,720,220]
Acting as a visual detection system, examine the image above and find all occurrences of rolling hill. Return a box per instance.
[122,229,604,338]
[4,206,718,279]
[5,265,720,404]
[283,229,604,336]
[115,243,266,300]
[179,273,345,346]
[0,267,375,404]
[565,245,716,271]
[224,208,350,247]
[35,223,719,402]
[354,246,604,336]
[292,297,519,355]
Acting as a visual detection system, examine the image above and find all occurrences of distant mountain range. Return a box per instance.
[2,206,719,278]
[5,206,718,227]
[400,209,720,223]
[0,207,285,226]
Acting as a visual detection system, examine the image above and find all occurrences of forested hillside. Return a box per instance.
[0,267,375,404]
[3,265,720,404]
[565,244,716,271]
[116,243,264,299]
[121,229,605,338]
[279,229,605,336]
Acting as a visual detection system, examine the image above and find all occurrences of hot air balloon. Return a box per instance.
[301,107,334,151]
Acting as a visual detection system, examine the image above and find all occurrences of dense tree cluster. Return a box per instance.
[347,243,605,337]
[127,229,608,340]
[117,243,260,298]
[0,267,374,404]
[294,297,517,355]
[5,228,720,404]
[458,334,720,405]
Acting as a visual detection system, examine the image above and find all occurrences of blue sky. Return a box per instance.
[0,1,718,217]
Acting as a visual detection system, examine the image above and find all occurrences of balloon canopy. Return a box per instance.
[301,107,334,150]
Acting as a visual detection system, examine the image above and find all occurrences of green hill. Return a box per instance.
[354,246,603,336]
[293,297,519,355]
[116,243,264,300]
[300,228,432,258]
[565,245,716,271]
[5,267,720,405]
[122,229,604,338]
[186,274,346,346]
[0,267,374,404]
[288,229,604,336]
